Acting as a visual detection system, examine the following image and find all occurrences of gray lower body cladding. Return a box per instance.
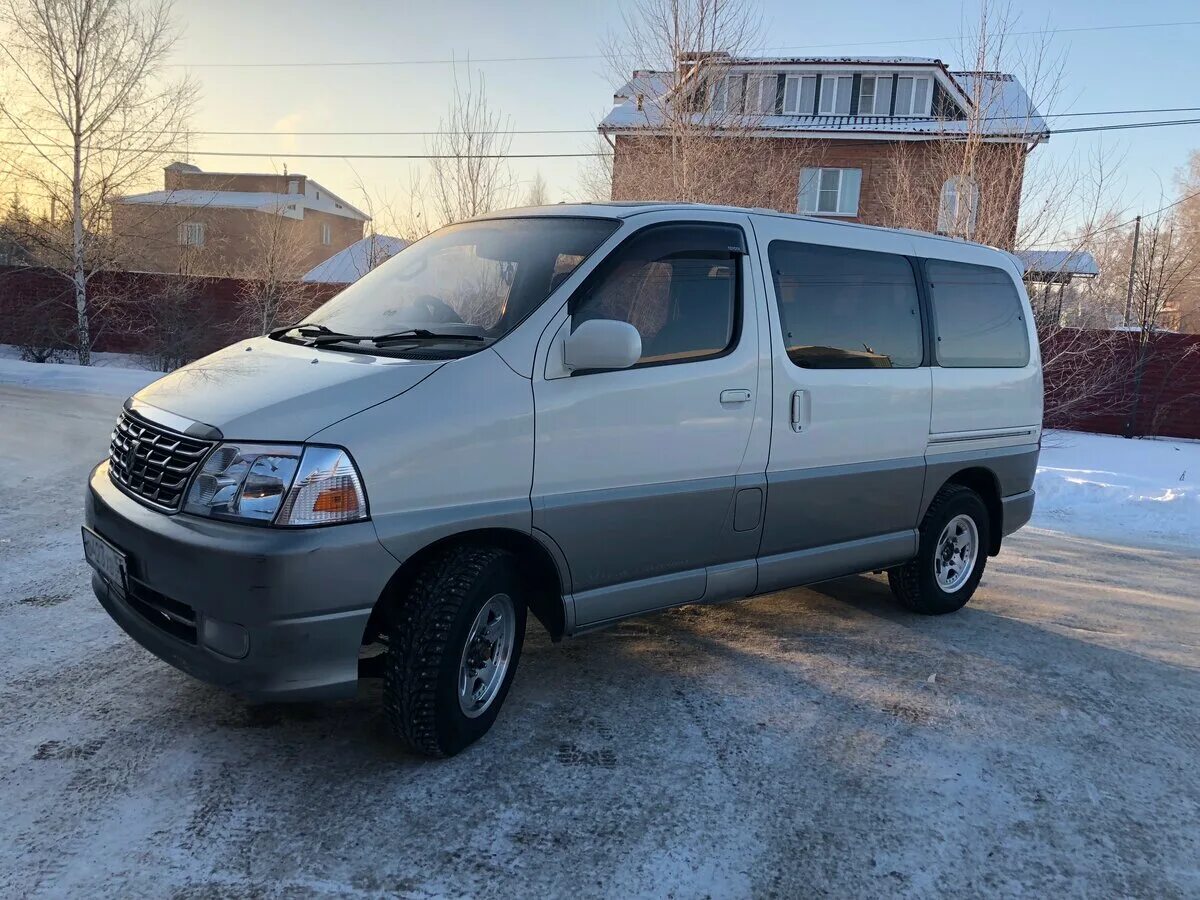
[552,444,1039,633]
[85,462,397,700]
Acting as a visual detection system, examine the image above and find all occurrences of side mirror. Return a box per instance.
[563,319,642,372]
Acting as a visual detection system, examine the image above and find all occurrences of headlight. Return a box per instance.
[184,443,367,526]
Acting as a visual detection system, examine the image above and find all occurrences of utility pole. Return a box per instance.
[1123,215,1142,326]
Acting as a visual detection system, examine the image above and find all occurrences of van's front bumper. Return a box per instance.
[85,462,397,701]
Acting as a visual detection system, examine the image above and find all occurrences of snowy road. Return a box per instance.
[1,382,1198,898]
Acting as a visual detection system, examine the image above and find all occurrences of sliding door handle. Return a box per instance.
[720,389,752,404]
[790,390,810,432]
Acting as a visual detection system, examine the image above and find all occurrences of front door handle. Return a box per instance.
[720,389,752,404]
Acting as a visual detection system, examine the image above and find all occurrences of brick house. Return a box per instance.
[111,162,369,276]
[600,55,1048,247]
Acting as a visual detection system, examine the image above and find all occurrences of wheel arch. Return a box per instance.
[364,528,568,645]
[930,466,1004,555]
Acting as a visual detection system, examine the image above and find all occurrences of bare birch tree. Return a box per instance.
[426,67,515,227]
[0,0,198,363]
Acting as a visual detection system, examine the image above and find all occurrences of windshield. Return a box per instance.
[293,216,619,355]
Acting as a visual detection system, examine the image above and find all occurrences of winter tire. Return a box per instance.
[888,484,990,615]
[384,545,527,757]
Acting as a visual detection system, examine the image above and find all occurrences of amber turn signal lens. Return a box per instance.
[312,484,360,514]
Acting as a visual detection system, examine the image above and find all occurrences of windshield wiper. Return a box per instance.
[270,323,376,346]
[269,322,336,339]
[270,323,485,348]
[371,329,486,346]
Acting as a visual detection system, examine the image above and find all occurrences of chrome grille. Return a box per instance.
[108,410,214,512]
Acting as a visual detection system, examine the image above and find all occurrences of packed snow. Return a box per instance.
[1033,430,1199,548]
[0,351,157,398]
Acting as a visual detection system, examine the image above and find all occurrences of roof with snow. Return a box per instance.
[600,56,1047,142]
[116,171,369,222]
[117,190,302,212]
[1016,249,1100,279]
[302,234,409,284]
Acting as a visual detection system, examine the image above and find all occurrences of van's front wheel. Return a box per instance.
[383,546,527,757]
[888,484,990,615]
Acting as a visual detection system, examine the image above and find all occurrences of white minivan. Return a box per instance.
[84,203,1041,756]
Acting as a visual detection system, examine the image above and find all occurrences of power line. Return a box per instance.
[168,19,1200,68]
[0,110,1195,160]
[2,112,1198,160]
[1050,117,1200,136]
[1092,186,1200,237]
[0,142,603,159]
[3,105,1199,138]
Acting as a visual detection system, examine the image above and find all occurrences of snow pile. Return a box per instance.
[1033,430,1199,547]
[0,355,158,399]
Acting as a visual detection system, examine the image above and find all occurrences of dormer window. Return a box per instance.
[894,75,932,116]
[712,73,758,115]
[712,67,939,118]
[783,75,818,114]
[858,75,893,116]
[746,73,777,114]
[818,75,853,115]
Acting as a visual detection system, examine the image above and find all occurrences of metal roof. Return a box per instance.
[601,56,1047,141]
[1016,249,1100,278]
[302,235,410,284]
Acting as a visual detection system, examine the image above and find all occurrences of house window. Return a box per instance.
[745,73,777,114]
[315,190,321,200]
[818,75,853,115]
[783,74,818,114]
[798,168,862,216]
[321,222,332,245]
[857,75,893,115]
[711,73,745,114]
[938,175,981,237]
[894,76,932,116]
[712,72,776,114]
[178,222,205,247]
[287,180,300,194]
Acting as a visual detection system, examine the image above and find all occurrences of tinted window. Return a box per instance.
[571,224,742,366]
[926,260,1030,367]
[768,241,923,369]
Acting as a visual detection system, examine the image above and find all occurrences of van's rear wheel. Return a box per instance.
[383,546,527,757]
[888,484,989,615]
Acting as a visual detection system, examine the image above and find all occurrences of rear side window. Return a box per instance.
[926,260,1030,367]
[571,223,743,366]
[768,241,923,369]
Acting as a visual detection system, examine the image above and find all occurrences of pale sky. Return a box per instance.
[27,1,1200,232]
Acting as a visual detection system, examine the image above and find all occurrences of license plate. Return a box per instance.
[82,527,127,589]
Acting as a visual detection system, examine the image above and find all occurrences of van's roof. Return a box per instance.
[478,202,1020,265]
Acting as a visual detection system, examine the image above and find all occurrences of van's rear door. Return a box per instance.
[752,218,931,593]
